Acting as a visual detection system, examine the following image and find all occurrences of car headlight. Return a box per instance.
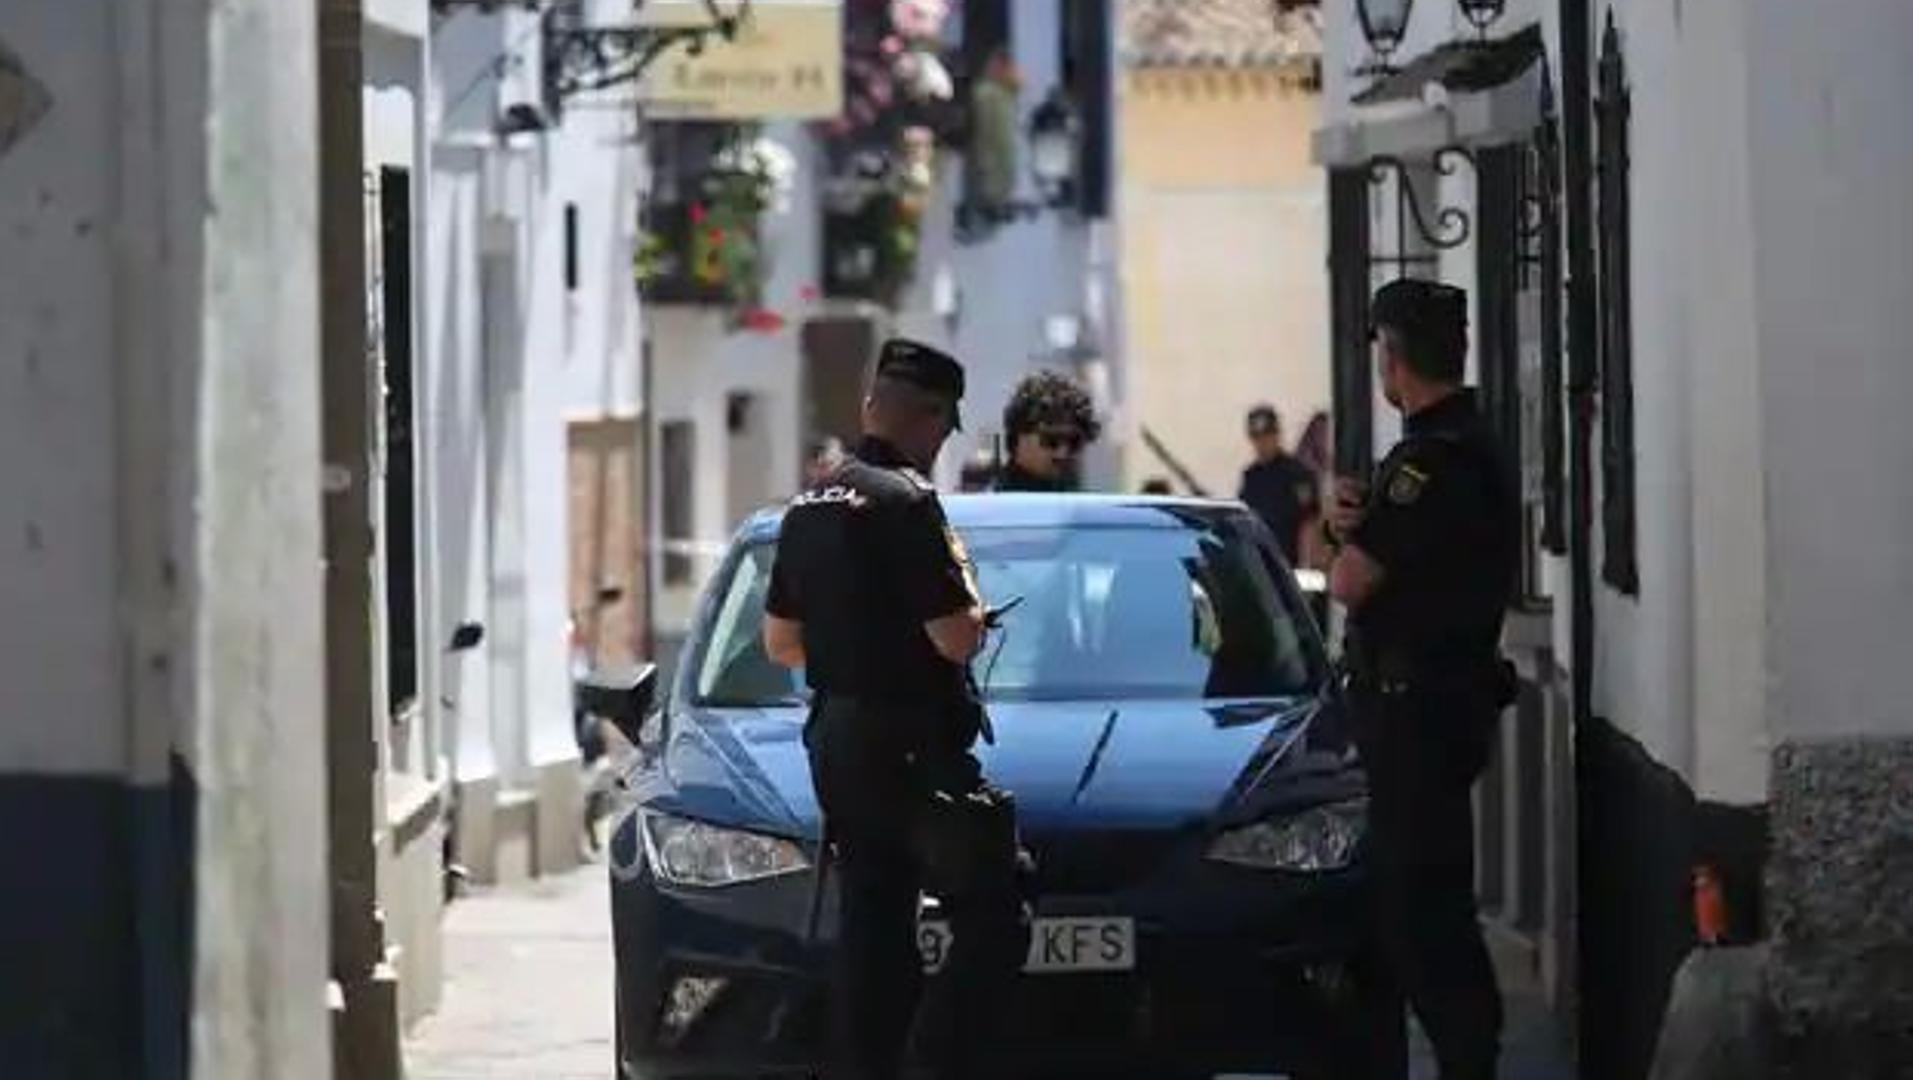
[638,810,811,887]
[1205,798,1367,872]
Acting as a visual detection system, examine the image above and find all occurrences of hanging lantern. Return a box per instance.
[1456,0,1508,36]
[1026,88,1081,208]
[1354,0,1415,71]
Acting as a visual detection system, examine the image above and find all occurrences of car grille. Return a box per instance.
[1021,828,1182,894]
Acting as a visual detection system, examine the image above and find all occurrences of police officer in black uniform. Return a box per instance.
[762,339,1027,1080]
[1324,279,1518,1080]
[1239,404,1321,565]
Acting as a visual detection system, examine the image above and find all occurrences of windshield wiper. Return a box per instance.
[698,696,806,708]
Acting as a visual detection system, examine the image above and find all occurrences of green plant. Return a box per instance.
[634,128,791,317]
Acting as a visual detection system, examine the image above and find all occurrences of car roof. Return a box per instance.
[736,492,1252,543]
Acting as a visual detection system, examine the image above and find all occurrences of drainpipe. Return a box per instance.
[1558,0,1599,1056]
[318,0,401,1074]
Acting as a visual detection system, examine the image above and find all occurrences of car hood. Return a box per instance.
[634,694,1364,841]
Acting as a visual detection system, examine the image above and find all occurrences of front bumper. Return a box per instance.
[611,814,1377,1077]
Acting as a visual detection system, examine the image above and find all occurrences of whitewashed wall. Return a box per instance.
[0,1,329,1073]
[426,0,649,783]
[648,120,817,638]
[1743,0,1913,747]
[427,11,501,784]
[1321,0,1793,803]
[1586,0,1700,789]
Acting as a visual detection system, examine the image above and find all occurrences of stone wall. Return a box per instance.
[1766,737,1913,1076]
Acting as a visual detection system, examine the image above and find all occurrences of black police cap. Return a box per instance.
[1371,278,1469,343]
[875,337,966,428]
[1246,404,1280,436]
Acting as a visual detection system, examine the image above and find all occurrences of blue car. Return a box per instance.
[605,494,1396,1078]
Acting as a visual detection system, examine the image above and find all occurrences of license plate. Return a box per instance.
[917,916,1135,974]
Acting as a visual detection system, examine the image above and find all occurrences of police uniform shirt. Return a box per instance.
[765,435,980,710]
[1348,390,1518,665]
[1240,454,1320,564]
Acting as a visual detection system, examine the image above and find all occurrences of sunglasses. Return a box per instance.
[1036,430,1085,453]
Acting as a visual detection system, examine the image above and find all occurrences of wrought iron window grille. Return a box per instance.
[1366,146,1477,270]
[1531,71,1568,555]
[1595,14,1638,595]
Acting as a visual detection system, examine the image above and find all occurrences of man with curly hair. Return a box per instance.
[993,369,1102,492]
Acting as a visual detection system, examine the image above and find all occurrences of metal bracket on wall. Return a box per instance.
[1366,145,1477,270]
[542,1,750,107]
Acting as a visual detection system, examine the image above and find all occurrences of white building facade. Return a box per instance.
[331,0,660,1041]
[0,1,330,1075]
[1315,0,1913,1074]
[644,0,1121,654]
[421,0,650,902]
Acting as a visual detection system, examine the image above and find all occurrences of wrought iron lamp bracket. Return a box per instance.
[542,1,748,105]
[1366,146,1477,267]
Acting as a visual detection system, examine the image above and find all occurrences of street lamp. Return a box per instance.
[1354,0,1415,73]
[1027,88,1081,209]
[1456,0,1508,36]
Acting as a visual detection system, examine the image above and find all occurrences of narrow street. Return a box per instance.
[406,868,617,1079]
[404,860,1574,1080]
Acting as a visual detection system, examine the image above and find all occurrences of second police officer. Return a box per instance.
[1324,279,1520,1080]
[762,339,1027,1080]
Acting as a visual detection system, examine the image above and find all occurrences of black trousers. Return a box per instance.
[1351,683,1504,1080]
[805,697,1027,1080]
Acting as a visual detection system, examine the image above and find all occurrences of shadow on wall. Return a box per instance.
[1578,718,1697,1080]
[0,756,197,1078]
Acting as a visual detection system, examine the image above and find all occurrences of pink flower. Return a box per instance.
[889,0,950,40]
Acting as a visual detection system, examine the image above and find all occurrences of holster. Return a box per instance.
[912,761,1025,901]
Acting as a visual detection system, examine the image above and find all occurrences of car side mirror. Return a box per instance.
[575,663,659,748]
[449,622,485,652]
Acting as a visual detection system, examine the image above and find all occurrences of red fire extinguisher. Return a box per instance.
[1692,864,1727,946]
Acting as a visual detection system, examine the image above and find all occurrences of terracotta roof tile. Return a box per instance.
[1119,0,1323,70]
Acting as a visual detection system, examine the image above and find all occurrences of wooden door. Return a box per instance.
[567,419,645,666]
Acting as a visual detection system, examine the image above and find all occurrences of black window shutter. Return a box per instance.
[564,202,579,292]
[378,166,419,712]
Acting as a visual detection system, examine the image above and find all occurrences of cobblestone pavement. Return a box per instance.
[404,860,1576,1079]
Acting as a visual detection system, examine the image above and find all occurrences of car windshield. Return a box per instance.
[692,518,1323,707]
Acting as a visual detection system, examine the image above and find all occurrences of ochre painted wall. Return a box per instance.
[1119,68,1329,496]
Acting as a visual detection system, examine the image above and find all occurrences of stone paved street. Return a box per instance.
[404,859,1575,1079]
[405,866,617,1079]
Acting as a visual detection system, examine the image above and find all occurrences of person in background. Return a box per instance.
[1238,404,1320,565]
[994,370,1101,492]
[1296,411,1332,478]
[1294,411,1334,569]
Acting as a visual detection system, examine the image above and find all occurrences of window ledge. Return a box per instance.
[385,772,445,852]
